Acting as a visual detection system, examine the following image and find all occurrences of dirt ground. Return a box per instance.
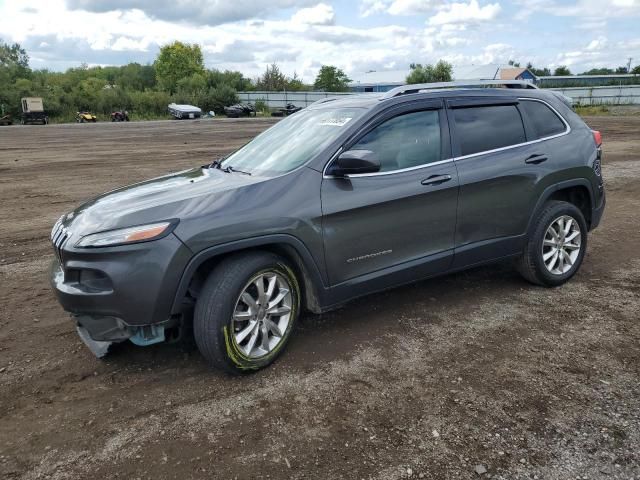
[0,117,638,480]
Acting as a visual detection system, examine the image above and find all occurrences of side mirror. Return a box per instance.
[328,150,380,177]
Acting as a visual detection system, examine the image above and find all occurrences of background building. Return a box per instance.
[349,64,537,92]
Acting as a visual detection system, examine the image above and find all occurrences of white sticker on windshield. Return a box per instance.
[319,117,352,127]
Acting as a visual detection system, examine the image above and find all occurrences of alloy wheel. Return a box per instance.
[542,215,582,275]
[231,272,292,358]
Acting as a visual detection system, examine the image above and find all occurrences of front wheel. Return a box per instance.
[517,200,588,287]
[194,252,300,374]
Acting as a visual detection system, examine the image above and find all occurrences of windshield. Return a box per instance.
[219,107,365,175]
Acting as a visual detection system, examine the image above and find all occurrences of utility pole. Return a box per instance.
[627,57,633,73]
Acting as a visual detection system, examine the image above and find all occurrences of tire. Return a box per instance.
[517,200,588,287]
[194,252,301,374]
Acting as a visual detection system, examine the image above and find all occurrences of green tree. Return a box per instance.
[205,85,239,114]
[406,60,452,84]
[313,65,351,92]
[581,67,614,75]
[256,63,287,91]
[117,63,156,90]
[632,65,640,75]
[0,40,32,116]
[526,63,551,77]
[208,69,253,91]
[287,72,310,91]
[154,41,205,94]
[0,39,29,72]
[553,66,571,76]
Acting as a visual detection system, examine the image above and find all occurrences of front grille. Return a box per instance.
[51,218,70,263]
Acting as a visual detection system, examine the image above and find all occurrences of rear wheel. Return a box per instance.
[194,252,300,374]
[517,200,587,286]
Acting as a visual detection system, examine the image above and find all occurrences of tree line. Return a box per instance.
[0,40,352,122]
[2,38,639,122]
[507,59,640,77]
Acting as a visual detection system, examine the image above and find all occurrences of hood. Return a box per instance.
[61,166,261,240]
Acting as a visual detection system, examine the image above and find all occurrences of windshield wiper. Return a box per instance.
[223,165,252,175]
[208,158,224,169]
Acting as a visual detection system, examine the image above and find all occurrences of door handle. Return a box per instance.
[421,174,452,186]
[525,153,548,164]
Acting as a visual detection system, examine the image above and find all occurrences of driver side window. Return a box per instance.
[352,110,442,172]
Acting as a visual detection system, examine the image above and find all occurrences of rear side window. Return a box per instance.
[519,100,567,139]
[352,110,441,172]
[453,105,526,156]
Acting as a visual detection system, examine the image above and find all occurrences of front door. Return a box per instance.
[321,103,459,285]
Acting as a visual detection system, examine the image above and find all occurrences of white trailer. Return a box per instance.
[21,97,49,125]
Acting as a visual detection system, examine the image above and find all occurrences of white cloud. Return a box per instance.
[586,36,607,51]
[388,0,443,15]
[291,3,335,25]
[66,0,318,26]
[360,0,443,16]
[111,36,151,52]
[514,0,639,19]
[1,0,639,80]
[428,0,501,25]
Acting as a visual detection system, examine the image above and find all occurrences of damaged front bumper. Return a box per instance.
[73,314,169,357]
[49,232,192,358]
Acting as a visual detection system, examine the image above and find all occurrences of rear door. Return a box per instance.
[321,100,459,285]
[448,97,555,266]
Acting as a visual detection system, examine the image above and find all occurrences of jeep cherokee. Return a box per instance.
[50,81,605,373]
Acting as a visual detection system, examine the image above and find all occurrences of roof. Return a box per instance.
[348,69,410,87]
[452,64,502,80]
[499,67,527,80]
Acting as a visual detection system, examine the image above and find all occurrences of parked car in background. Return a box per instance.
[0,114,12,126]
[168,103,201,119]
[50,81,605,374]
[76,111,97,123]
[111,110,130,122]
[21,97,48,125]
[271,103,303,117]
[224,103,256,118]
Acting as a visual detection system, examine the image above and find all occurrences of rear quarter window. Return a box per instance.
[453,105,526,157]
[519,100,567,139]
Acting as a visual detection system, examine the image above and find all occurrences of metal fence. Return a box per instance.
[237,91,352,108]
[548,85,640,105]
[238,85,640,108]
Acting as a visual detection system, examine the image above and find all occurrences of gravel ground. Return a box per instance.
[0,116,638,479]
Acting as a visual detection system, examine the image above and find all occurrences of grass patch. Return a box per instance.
[574,105,610,116]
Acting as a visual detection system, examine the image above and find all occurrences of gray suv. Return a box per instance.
[50,81,605,373]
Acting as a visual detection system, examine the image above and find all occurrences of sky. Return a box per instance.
[1,0,639,82]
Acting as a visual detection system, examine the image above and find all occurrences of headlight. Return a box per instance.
[75,221,175,248]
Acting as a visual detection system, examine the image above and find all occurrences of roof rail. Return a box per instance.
[308,97,341,107]
[380,80,538,100]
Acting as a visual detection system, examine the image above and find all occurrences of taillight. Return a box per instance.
[592,130,602,147]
